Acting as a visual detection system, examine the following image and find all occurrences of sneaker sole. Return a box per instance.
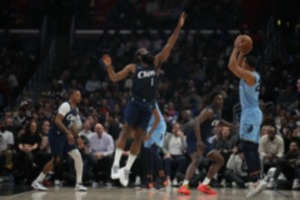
[31,183,47,191]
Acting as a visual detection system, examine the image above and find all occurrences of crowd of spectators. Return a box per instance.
[0,33,38,111]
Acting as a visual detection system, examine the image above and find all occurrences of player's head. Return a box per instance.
[69,89,81,104]
[209,91,224,109]
[134,48,154,65]
[243,55,258,71]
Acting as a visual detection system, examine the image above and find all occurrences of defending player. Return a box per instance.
[31,90,87,191]
[102,12,186,187]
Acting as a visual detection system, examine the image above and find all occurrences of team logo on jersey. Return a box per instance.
[137,70,156,79]
[211,120,220,127]
[243,124,253,134]
[66,114,77,122]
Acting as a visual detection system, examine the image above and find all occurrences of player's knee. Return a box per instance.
[68,149,82,163]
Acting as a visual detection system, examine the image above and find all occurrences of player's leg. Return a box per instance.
[66,138,87,191]
[197,149,224,195]
[243,141,267,197]
[151,144,168,188]
[111,100,137,180]
[68,148,87,191]
[119,103,152,187]
[32,134,64,191]
[178,152,201,195]
[178,131,202,195]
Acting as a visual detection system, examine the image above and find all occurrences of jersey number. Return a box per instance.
[151,78,154,86]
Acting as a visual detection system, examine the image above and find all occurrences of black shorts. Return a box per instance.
[48,131,76,157]
[124,97,154,130]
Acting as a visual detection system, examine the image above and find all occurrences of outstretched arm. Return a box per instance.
[155,12,187,66]
[102,54,134,82]
[228,36,256,86]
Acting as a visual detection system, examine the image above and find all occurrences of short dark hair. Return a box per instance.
[68,89,79,97]
[244,55,258,68]
[208,91,222,103]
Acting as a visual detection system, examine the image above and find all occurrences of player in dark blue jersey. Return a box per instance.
[102,12,187,187]
[178,92,236,195]
[32,90,87,191]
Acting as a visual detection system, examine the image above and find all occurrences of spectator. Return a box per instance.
[106,112,121,141]
[0,120,15,178]
[259,125,284,173]
[89,123,114,187]
[267,141,300,189]
[79,119,93,139]
[163,123,187,185]
[225,148,248,188]
[17,120,42,182]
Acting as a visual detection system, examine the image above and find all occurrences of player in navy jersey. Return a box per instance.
[178,92,236,195]
[31,90,87,191]
[102,12,187,187]
[228,35,266,197]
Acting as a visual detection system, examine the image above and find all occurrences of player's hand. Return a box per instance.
[102,54,112,67]
[196,140,205,153]
[77,137,84,149]
[234,35,242,49]
[178,12,187,27]
[177,130,185,139]
[66,131,74,145]
[144,133,152,142]
[95,152,104,160]
[164,153,171,159]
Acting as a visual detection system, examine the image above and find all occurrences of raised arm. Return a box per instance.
[228,36,256,86]
[102,54,135,82]
[154,12,187,66]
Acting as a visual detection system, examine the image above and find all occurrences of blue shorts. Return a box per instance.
[144,120,166,148]
[187,131,214,156]
[48,131,76,157]
[124,97,154,130]
[239,107,262,143]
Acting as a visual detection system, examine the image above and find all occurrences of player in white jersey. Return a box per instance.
[228,35,267,198]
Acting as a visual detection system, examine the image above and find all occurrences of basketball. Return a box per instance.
[239,35,253,54]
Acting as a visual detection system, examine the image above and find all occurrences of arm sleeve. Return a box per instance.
[58,102,71,117]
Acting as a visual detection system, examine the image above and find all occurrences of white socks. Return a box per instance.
[113,148,123,167]
[36,172,46,182]
[182,179,189,186]
[68,149,83,184]
[125,153,137,171]
[202,177,211,185]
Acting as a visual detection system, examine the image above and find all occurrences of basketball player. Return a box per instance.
[102,12,187,187]
[143,103,168,189]
[178,91,235,195]
[228,35,267,197]
[32,90,87,191]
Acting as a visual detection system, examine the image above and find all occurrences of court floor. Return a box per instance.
[1,187,299,200]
